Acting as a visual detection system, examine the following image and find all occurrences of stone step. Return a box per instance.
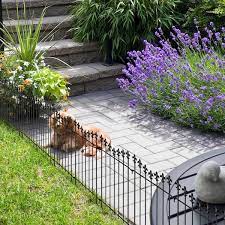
[37,39,102,66]
[2,0,75,19]
[3,15,72,41]
[57,63,124,96]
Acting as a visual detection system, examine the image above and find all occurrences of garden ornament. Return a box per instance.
[195,161,225,204]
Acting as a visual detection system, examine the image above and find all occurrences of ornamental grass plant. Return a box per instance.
[71,0,180,62]
[118,22,225,132]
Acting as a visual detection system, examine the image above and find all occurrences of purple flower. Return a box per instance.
[200,86,207,90]
[207,116,213,122]
[215,32,221,41]
[118,24,225,132]
[206,97,214,106]
[128,99,138,108]
[213,124,221,130]
[216,94,225,101]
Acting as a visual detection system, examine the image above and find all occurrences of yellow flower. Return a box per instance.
[18,85,25,92]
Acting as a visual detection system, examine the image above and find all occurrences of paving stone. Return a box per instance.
[120,143,152,157]
[168,155,189,166]
[146,141,181,153]
[86,93,115,101]
[109,129,136,139]
[96,180,136,202]
[107,89,125,97]
[147,160,176,173]
[118,199,152,225]
[171,147,200,159]
[142,151,179,163]
[112,137,133,147]
[131,213,151,225]
[100,110,124,121]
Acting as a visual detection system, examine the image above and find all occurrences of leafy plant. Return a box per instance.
[0,56,69,102]
[31,68,69,102]
[71,0,180,62]
[184,0,225,28]
[118,25,225,132]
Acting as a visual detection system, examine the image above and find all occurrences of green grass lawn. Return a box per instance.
[0,121,122,225]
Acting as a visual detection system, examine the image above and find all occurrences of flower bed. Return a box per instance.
[0,5,69,118]
[118,23,225,132]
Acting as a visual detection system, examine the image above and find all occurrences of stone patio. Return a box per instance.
[67,89,225,174]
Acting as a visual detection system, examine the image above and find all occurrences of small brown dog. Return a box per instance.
[49,110,111,156]
[49,110,83,152]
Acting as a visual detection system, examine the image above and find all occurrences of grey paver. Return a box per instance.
[120,143,152,157]
[112,137,133,147]
[142,151,179,163]
[168,156,188,166]
[146,141,181,153]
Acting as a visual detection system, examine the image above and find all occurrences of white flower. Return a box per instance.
[23,61,29,66]
[18,75,24,79]
[40,60,46,66]
[17,66,23,71]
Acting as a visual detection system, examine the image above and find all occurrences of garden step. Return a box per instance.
[3,15,72,41]
[2,0,75,19]
[57,63,124,96]
[37,39,102,66]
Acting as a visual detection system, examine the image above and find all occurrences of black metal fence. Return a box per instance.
[0,87,225,225]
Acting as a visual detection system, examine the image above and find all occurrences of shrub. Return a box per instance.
[0,57,69,102]
[118,24,225,132]
[184,0,225,29]
[71,0,180,61]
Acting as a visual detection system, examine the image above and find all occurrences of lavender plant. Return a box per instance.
[118,23,225,132]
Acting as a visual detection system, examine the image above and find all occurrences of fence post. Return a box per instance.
[0,0,3,52]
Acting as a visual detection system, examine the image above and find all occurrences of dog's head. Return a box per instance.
[49,111,75,134]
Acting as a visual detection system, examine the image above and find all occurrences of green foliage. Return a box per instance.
[71,0,180,61]
[184,0,225,28]
[0,121,123,225]
[31,68,69,102]
[0,56,69,102]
